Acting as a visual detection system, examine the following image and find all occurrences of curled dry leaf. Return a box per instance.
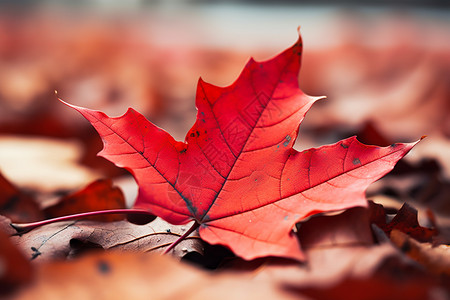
[369,201,438,243]
[10,217,203,262]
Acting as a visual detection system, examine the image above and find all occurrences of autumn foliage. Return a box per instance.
[0,13,449,300]
[60,34,419,261]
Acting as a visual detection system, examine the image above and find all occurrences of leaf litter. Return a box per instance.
[0,28,448,299]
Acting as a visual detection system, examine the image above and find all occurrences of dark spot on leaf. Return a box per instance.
[283,135,291,147]
[166,228,171,233]
[190,132,195,138]
[293,44,302,56]
[30,247,41,260]
[353,158,361,165]
[180,149,187,154]
[390,143,397,148]
[340,143,349,149]
[97,260,111,275]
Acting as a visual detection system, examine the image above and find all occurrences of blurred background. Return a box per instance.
[0,1,449,215]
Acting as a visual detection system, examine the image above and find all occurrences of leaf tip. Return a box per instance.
[409,135,426,148]
[57,96,72,108]
[55,96,85,113]
[314,95,327,102]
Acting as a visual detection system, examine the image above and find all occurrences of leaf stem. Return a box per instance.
[10,209,154,234]
[163,221,200,255]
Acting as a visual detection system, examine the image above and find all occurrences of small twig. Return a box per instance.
[10,209,154,234]
[163,221,200,255]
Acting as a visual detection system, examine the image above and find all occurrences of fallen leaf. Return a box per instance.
[390,229,450,277]
[369,201,437,243]
[11,251,299,300]
[62,32,418,260]
[298,207,373,249]
[0,172,42,222]
[43,179,126,222]
[9,217,202,262]
[367,157,450,225]
[293,259,440,300]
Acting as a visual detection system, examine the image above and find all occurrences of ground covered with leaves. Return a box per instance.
[1,7,449,300]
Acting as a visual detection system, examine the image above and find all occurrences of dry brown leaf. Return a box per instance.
[390,229,450,277]
[369,201,438,243]
[11,251,299,300]
[10,218,203,262]
[293,262,440,300]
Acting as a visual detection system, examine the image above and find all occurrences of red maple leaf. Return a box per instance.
[62,33,419,260]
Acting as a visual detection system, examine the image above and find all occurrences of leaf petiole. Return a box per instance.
[10,209,154,234]
[163,221,200,254]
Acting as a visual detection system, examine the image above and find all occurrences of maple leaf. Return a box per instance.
[61,32,419,261]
